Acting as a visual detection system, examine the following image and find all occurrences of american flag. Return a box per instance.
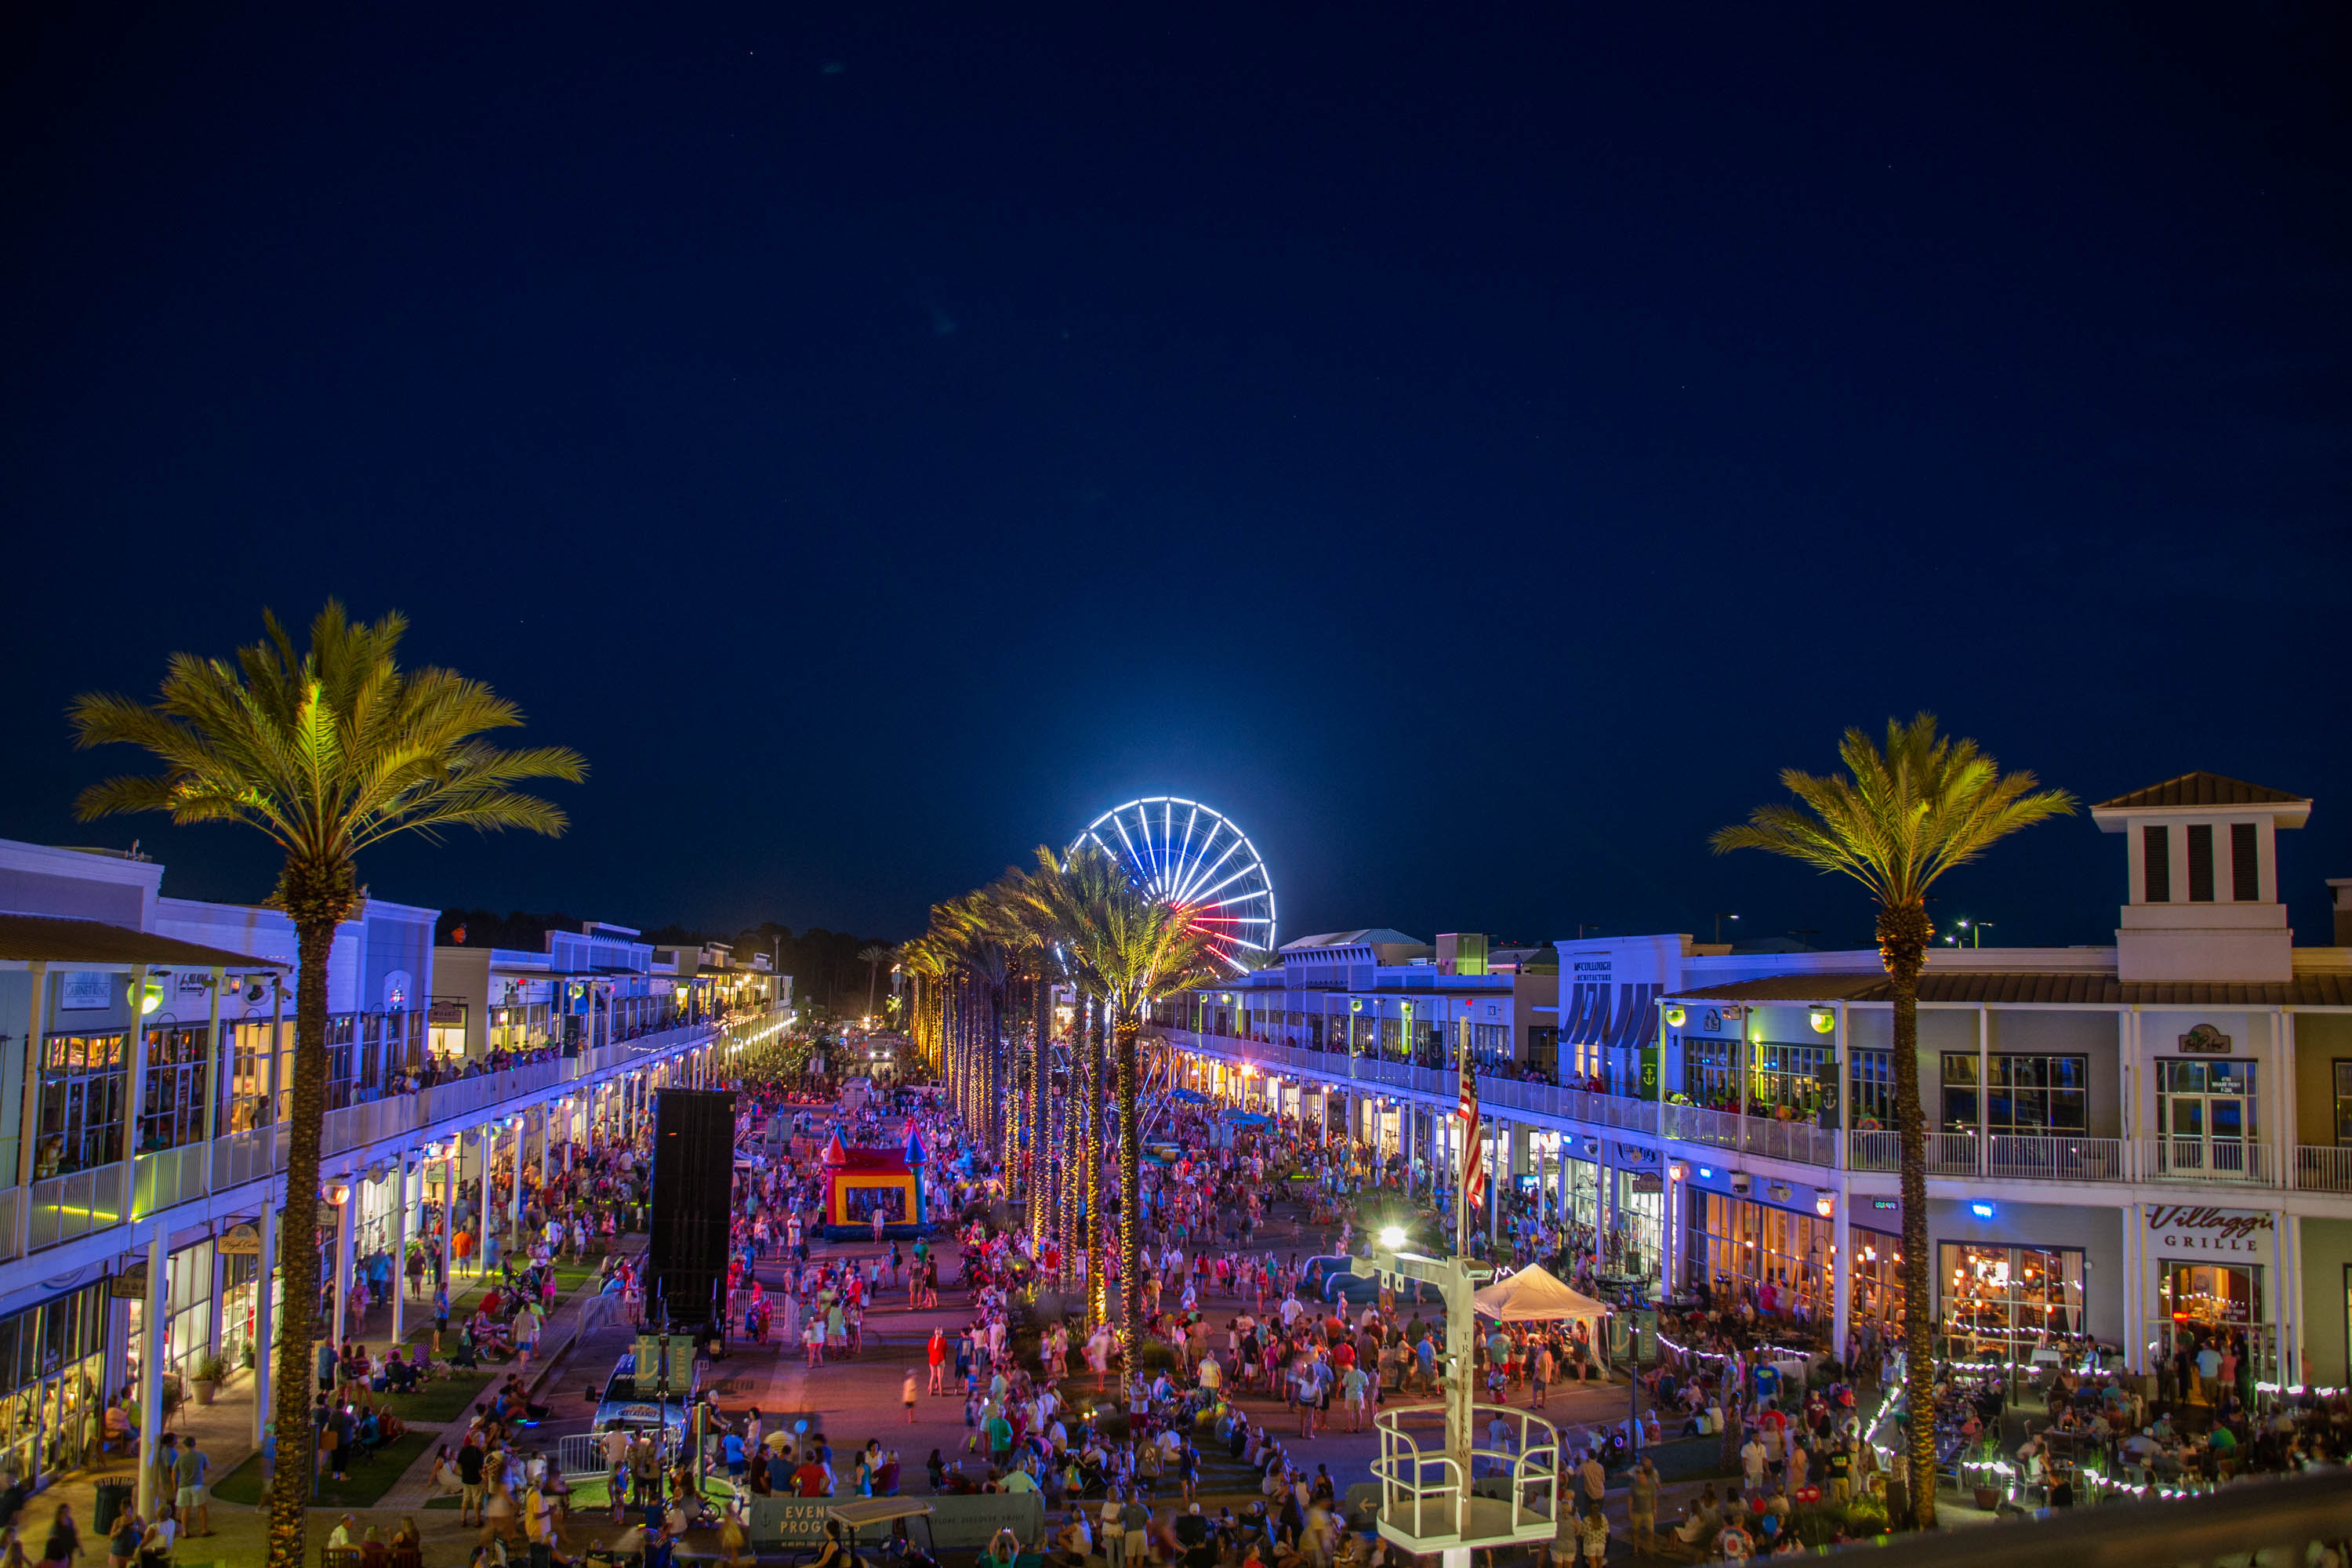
[1458,1033,1484,1209]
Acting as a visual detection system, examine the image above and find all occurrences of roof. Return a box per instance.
[2094,772,2310,810]
[0,913,287,971]
[1471,1265,1611,1324]
[1668,971,2352,1007]
[1282,929,1426,951]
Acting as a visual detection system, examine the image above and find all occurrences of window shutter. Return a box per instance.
[2186,824,2215,902]
[2230,822,2259,902]
[2142,826,2170,902]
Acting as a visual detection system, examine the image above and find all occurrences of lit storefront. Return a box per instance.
[0,1283,110,1485]
[2145,1205,2277,1381]
[1690,1191,1903,1328]
[1941,1241,2085,1359]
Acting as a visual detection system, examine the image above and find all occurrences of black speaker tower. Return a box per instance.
[647,1087,736,1332]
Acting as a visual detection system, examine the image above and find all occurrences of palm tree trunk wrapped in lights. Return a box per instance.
[1012,844,1210,1350]
[1713,713,2072,1531]
[1083,993,1105,1327]
[68,603,585,1568]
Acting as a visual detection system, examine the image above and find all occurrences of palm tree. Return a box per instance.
[1018,844,1212,1353]
[1711,713,2071,1530]
[859,944,894,1021]
[69,602,585,1568]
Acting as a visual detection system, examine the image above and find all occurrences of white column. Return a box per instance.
[441,1149,457,1285]
[16,961,49,1259]
[252,1181,275,1448]
[333,1178,356,1341]
[2122,1200,2145,1374]
[1831,1180,1852,1359]
[1976,1004,1991,1176]
[1488,1121,1502,1245]
[201,967,224,1192]
[136,1222,168,1515]
[509,1116,525,1239]
[2283,1212,2304,1387]
[118,964,153,1226]
[390,1156,409,1343]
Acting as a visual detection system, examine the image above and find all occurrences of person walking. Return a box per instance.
[172,1439,211,1537]
[1626,1457,1659,1557]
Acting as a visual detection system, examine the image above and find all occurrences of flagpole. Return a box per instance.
[1452,1007,1477,1538]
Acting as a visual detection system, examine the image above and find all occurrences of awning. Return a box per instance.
[0,913,288,971]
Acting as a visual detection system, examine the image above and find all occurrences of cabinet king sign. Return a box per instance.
[2147,1204,2274,1255]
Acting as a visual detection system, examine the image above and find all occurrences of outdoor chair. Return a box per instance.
[323,1548,362,1568]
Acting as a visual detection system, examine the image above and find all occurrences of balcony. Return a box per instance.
[2139,1136,2274,1185]
[2293,1145,2352,1194]
[10,1011,745,1256]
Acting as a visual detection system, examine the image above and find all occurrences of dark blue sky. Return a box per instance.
[2,4,2347,953]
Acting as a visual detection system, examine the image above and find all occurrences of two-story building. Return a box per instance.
[1155,772,2352,1392]
[0,836,779,1494]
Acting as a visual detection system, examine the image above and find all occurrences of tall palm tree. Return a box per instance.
[859,943,895,1022]
[1712,713,2072,1530]
[1018,844,1212,1352]
[70,603,585,1568]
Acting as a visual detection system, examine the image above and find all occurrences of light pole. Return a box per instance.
[1712,913,1739,944]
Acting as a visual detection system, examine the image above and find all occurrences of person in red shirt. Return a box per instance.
[793,1457,832,1497]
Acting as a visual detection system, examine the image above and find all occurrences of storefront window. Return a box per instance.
[163,1241,215,1375]
[1941,1054,2089,1133]
[1849,1049,1894,1131]
[0,1283,108,1484]
[136,1025,213,1152]
[1680,1036,1735,1107]
[220,1252,260,1370]
[1464,1023,1512,1073]
[1940,1242,2084,1358]
[36,1033,126,1176]
[226,1019,286,1131]
[1691,1193,1896,1327]
[1750,1042,1828,1117]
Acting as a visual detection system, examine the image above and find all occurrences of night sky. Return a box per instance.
[3,5,2347,955]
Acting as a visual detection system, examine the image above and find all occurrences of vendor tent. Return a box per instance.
[1472,1265,1611,1333]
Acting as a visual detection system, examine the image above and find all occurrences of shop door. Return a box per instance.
[2158,1061,2259,1177]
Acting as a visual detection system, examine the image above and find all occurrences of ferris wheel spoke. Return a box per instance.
[1169,833,1244,906]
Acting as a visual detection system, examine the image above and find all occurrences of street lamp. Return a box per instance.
[1712,913,1740,944]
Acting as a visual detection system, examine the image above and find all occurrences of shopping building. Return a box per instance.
[0,836,783,1492]
[1156,772,2352,1391]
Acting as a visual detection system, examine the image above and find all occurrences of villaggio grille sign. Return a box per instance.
[2147,1205,2274,1254]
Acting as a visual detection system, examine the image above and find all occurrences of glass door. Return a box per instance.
[2157,1060,2259,1177]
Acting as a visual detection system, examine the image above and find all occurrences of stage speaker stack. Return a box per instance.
[647,1087,736,1332]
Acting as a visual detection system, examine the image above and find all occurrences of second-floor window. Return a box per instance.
[1941,1053,2089,1134]
[1680,1036,1735,1107]
[36,1033,126,1177]
[1464,1022,1512,1072]
[2336,1062,2352,1146]
[136,1025,212,1152]
[1849,1048,1895,1131]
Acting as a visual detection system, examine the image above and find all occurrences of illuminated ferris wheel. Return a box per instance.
[1072,797,1276,975]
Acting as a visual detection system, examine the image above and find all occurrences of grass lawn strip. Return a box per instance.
[209,1429,437,1509]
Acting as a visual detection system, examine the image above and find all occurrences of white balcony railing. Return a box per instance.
[9,1013,737,1254]
[2294,1145,2352,1194]
[131,1143,210,1219]
[25,1167,120,1253]
[1988,1134,2126,1182]
[2139,1137,2273,1185]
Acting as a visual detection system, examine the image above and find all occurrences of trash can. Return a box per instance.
[92,1480,132,1531]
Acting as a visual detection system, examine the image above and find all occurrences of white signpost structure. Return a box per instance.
[1352,1045,1561,1567]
